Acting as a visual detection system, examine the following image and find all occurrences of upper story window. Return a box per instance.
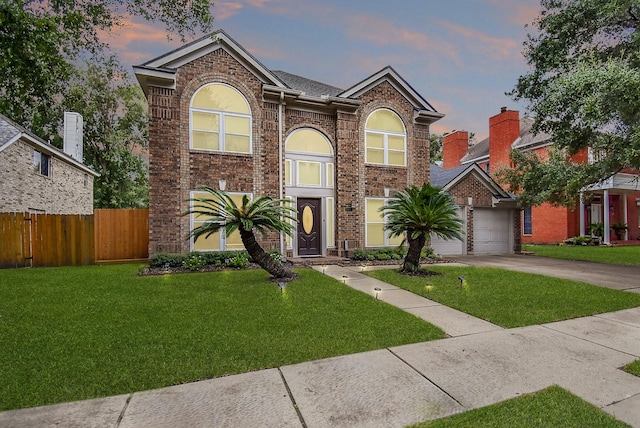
[285,128,334,188]
[190,83,252,154]
[34,150,51,177]
[365,109,406,167]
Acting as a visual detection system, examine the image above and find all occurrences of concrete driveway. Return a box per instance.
[452,254,640,293]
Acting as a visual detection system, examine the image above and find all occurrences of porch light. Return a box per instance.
[218,179,226,191]
[374,287,382,299]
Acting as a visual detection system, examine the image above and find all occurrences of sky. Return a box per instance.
[105,0,543,141]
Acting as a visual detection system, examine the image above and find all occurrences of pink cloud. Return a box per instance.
[440,20,519,60]
[346,14,462,65]
[215,2,244,20]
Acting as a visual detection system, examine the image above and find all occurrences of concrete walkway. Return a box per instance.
[1,257,640,427]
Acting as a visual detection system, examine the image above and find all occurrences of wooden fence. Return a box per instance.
[0,209,148,269]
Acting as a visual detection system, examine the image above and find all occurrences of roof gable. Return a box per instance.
[134,29,287,94]
[0,114,99,177]
[339,66,444,123]
[431,162,510,199]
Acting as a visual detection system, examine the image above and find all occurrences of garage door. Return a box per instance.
[430,207,465,256]
[473,208,511,254]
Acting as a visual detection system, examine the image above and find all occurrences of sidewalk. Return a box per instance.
[1,260,639,427]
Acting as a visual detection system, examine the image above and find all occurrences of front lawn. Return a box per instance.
[409,385,629,427]
[523,244,640,266]
[0,265,444,411]
[366,266,640,328]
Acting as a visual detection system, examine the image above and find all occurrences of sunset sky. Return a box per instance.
[105,0,542,140]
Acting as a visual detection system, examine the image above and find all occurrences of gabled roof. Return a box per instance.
[0,114,99,176]
[135,31,443,123]
[134,29,288,95]
[340,66,444,123]
[461,116,553,164]
[430,162,511,199]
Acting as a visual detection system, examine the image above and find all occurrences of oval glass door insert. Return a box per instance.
[302,206,314,234]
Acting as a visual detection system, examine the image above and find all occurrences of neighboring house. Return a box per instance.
[0,113,98,215]
[430,163,519,255]
[442,107,640,244]
[134,29,445,257]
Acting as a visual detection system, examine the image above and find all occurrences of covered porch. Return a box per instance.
[579,173,640,244]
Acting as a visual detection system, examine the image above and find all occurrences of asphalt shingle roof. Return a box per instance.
[272,70,344,98]
[430,163,473,188]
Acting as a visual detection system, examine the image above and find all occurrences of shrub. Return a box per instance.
[421,247,436,259]
[351,249,371,261]
[149,253,187,268]
[227,253,249,269]
[183,254,205,271]
[269,251,284,264]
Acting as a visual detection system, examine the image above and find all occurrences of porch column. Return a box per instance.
[603,189,611,244]
[623,192,628,240]
[579,193,585,236]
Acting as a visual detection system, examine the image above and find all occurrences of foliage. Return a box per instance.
[429,133,443,161]
[625,360,640,377]
[186,187,298,279]
[367,266,640,328]
[522,244,640,266]
[382,184,463,273]
[589,222,605,237]
[410,386,629,428]
[63,60,149,208]
[352,247,407,261]
[0,0,212,139]
[182,254,205,271]
[611,221,628,231]
[0,265,443,411]
[149,251,254,270]
[563,236,595,246]
[227,253,249,269]
[506,0,640,207]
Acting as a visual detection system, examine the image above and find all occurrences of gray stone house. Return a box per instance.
[0,113,98,214]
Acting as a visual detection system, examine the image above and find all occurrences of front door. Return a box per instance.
[297,198,321,256]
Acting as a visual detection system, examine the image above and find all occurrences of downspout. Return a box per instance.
[279,91,285,255]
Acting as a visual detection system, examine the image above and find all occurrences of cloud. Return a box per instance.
[215,2,244,20]
[345,13,462,65]
[440,20,519,61]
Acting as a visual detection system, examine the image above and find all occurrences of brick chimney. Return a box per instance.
[442,130,469,169]
[489,107,520,175]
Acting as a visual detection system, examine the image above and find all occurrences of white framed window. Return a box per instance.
[285,196,295,249]
[365,198,404,247]
[365,109,406,166]
[326,163,334,188]
[190,83,252,154]
[190,191,252,251]
[297,161,322,187]
[326,197,335,248]
[523,207,532,235]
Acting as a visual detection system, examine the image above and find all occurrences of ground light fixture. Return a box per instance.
[425,282,433,293]
[322,265,327,274]
[374,287,382,299]
[342,275,348,284]
[360,264,366,273]
[278,282,285,293]
[458,276,466,287]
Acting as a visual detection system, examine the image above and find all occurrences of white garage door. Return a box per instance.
[430,207,465,256]
[473,208,511,254]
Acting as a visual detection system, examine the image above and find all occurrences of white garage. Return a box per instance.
[431,207,466,256]
[473,208,512,254]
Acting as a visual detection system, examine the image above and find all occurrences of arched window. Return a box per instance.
[365,109,406,166]
[285,129,334,188]
[190,84,251,153]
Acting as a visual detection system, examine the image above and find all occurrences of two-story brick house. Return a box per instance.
[134,30,448,257]
[443,107,640,244]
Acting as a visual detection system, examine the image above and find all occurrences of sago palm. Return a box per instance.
[382,183,463,273]
[186,187,298,279]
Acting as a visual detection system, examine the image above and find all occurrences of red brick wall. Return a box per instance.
[521,203,572,244]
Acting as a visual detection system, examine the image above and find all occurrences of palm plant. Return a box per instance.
[186,187,298,279]
[382,183,463,273]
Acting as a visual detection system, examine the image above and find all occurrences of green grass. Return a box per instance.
[0,265,444,411]
[523,244,640,266]
[366,266,640,328]
[409,385,629,427]
[625,360,640,377]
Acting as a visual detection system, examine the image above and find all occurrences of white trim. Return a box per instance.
[326,197,335,248]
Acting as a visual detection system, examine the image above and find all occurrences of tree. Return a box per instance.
[382,184,463,273]
[187,188,298,280]
[429,134,443,162]
[0,0,212,138]
[507,0,640,206]
[63,59,149,208]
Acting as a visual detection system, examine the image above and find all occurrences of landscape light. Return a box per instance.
[374,287,382,299]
